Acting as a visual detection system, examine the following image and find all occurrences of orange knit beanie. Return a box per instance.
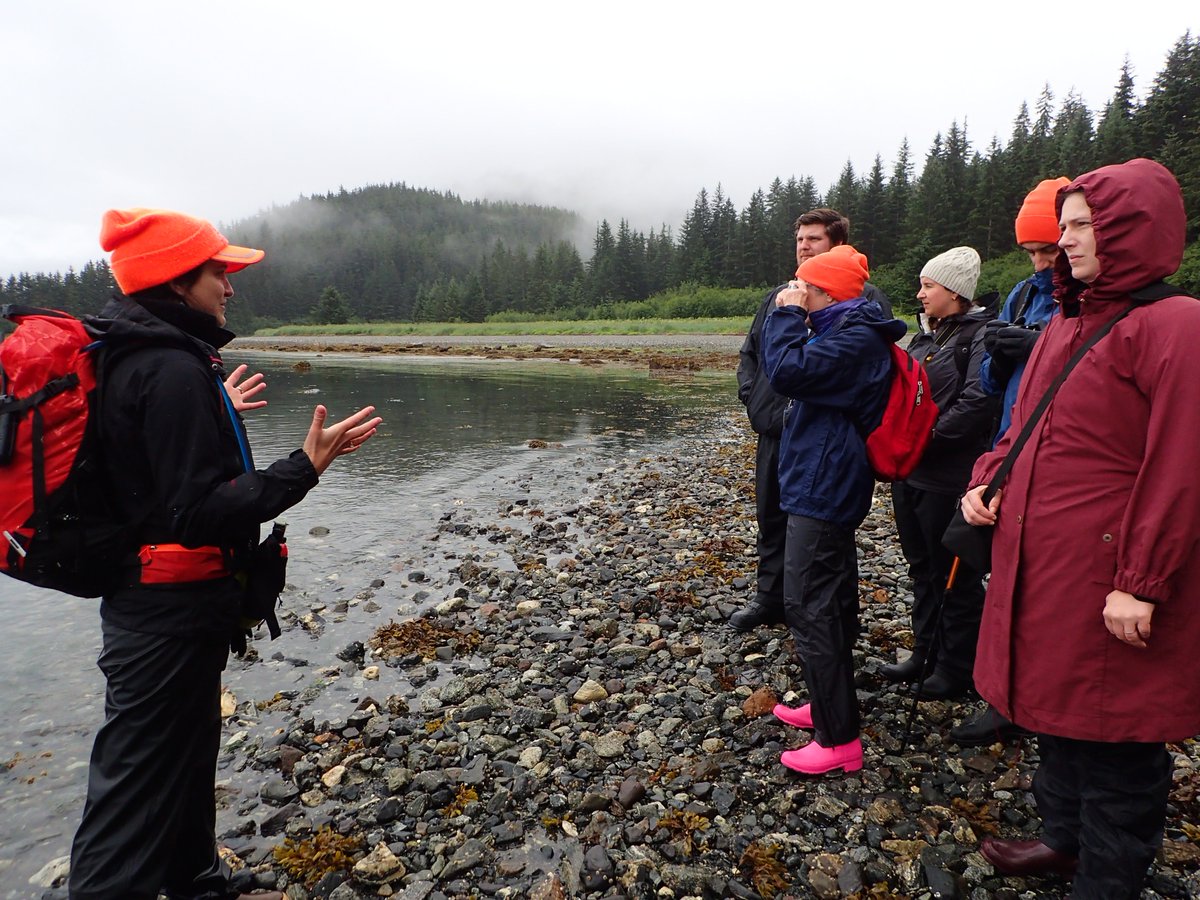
[796,244,870,301]
[1014,177,1071,245]
[100,208,264,294]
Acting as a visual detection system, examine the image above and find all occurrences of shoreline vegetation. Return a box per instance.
[231,327,752,372]
[231,320,920,369]
[253,317,754,338]
[119,412,1200,898]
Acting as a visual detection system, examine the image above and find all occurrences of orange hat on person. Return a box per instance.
[795,244,870,301]
[1014,177,1071,245]
[99,207,265,294]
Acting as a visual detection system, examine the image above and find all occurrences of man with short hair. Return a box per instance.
[733,209,891,632]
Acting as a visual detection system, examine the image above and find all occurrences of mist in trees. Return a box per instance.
[5,32,1198,321]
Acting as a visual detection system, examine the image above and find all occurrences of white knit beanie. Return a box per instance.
[920,246,980,301]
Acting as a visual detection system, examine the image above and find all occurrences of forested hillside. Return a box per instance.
[441,32,1199,319]
[4,32,1198,324]
[222,184,583,326]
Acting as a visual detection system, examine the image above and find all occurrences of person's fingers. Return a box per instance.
[330,406,377,432]
[240,378,266,398]
[343,418,382,441]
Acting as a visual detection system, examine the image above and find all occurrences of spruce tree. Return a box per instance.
[1094,58,1138,167]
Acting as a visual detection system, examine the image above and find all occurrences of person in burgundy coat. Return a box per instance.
[960,158,1200,899]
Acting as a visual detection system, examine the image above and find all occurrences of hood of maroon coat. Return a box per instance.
[1053,157,1186,309]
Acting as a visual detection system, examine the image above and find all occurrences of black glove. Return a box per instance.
[992,324,1041,363]
[982,318,1009,355]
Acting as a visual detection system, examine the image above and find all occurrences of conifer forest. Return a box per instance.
[4,33,1198,327]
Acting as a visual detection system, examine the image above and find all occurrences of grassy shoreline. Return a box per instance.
[253,317,752,337]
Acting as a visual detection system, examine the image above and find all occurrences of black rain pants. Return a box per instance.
[784,514,861,746]
[69,619,236,900]
[1034,734,1172,900]
[753,433,788,611]
[891,481,986,682]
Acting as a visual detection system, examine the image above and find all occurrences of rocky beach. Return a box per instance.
[23,393,1200,899]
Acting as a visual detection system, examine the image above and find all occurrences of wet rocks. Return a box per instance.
[204,410,1197,900]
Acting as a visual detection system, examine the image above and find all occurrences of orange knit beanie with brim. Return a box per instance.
[1015,177,1071,245]
[100,207,265,295]
[796,244,870,301]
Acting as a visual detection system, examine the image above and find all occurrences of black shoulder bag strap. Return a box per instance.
[980,302,1137,504]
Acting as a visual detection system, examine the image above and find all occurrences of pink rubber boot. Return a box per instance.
[773,703,813,729]
[780,737,863,774]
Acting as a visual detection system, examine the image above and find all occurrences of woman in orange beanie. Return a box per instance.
[760,245,908,775]
[68,208,381,900]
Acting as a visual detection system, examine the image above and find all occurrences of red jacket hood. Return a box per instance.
[1053,157,1186,309]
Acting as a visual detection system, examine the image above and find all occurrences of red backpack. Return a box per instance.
[865,343,939,482]
[0,305,122,597]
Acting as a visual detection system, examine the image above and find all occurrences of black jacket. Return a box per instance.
[739,282,892,437]
[902,308,998,494]
[86,297,318,635]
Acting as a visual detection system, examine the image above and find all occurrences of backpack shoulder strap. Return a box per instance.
[1011,281,1036,323]
[952,317,990,385]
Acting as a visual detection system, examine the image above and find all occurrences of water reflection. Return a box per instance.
[239,353,730,475]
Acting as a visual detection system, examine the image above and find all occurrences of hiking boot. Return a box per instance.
[880,653,925,683]
[917,671,972,701]
[950,705,1030,746]
[729,598,785,632]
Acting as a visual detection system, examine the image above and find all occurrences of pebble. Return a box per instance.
[184,411,1196,899]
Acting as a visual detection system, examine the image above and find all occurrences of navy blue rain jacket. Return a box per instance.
[762,298,907,527]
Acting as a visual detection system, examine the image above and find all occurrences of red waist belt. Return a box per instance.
[137,544,230,584]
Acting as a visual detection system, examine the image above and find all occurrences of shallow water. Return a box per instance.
[0,353,736,896]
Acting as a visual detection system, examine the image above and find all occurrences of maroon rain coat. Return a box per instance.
[971,159,1200,743]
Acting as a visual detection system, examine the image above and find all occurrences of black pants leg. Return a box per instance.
[753,434,788,612]
[69,620,233,900]
[934,559,986,683]
[1034,734,1172,900]
[890,482,985,680]
[783,515,860,746]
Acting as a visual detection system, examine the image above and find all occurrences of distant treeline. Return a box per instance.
[4,32,1198,325]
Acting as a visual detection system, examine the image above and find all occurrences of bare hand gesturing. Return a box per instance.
[302,405,382,475]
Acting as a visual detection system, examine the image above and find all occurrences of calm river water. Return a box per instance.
[0,352,736,896]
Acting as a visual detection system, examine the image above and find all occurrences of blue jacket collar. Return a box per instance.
[809,296,870,335]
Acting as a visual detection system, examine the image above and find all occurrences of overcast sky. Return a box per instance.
[3,1,1198,276]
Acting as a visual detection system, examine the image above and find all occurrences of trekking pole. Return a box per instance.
[902,557,959,746]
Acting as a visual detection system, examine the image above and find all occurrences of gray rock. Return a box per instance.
[441,838,490,881]
[259,778,299,805]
